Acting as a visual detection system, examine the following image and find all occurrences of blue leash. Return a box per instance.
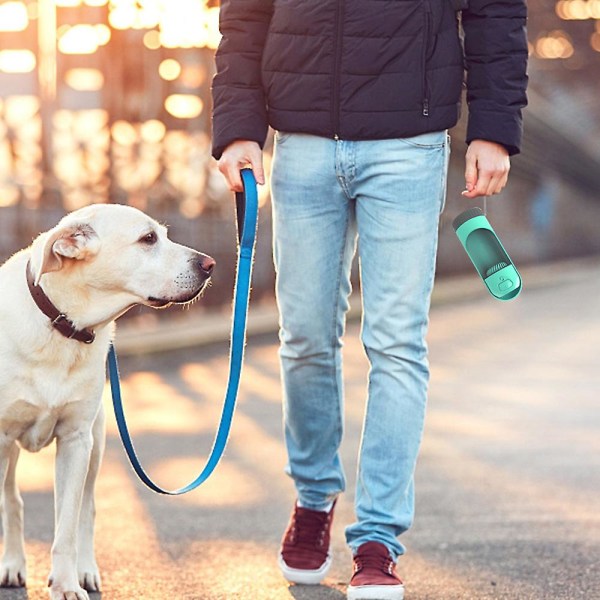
[107,169,259,495]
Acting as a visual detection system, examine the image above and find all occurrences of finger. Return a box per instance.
[498,169,510,193]
[488,164,510,195]
[219,158,244,192]
[464,151,478,193]
[249,151,265,185]
[223,164,244,192]
[463,168,492,199]
[227,164,244,192]
[461,188,479,199]
[485,173,504,196]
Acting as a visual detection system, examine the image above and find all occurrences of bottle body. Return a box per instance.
[453,208,522,301]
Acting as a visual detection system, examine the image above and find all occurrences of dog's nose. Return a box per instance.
[198,254,216,276]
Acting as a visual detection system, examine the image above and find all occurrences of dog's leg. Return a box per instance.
[48,430,92,600]
[77,406,104,593]
[0,442,26,587]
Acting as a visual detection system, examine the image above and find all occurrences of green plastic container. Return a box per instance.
[453,208,522,301]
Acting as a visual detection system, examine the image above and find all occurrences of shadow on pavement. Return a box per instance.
[288,584,346,599]
[0,589,28,600]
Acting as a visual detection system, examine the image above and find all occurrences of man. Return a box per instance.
[211,1,527,599]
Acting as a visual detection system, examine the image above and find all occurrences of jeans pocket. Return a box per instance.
[275,130,293,145]
[399,130,447,149]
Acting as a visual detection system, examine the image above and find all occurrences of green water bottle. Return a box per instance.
[453,207,522,301]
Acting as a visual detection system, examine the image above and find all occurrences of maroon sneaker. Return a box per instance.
[278,501,336,584]
[347,541,404,600]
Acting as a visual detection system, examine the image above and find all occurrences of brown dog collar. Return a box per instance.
[26,260,96,344]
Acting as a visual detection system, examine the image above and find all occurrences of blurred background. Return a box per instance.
[0,0,599,312]
[0,5,599,598]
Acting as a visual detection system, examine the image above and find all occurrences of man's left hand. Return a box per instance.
[462,140,510,199]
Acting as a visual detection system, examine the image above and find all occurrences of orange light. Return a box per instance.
[140,120,166,144]
[0,1,29,32]
[143,30,161,50]
[591,31,600,51]
[95,24,112,46]
[109,0,160,30]
[0,187,20,207]
[108,5,137,30]
[555,0,567,18]
[26,2,38,20]
[164,94,203,119]
[205,6,222,49]
[107,0,221,48]
[159,59,181,81]
[159,3,222,48]
[65,68,105,91]
[556,0,600,19]
[112,120,138,146]
[568,0,587,18]
[535,31,574,59]
[0,49,36,73]
[58,25,105,54]
[4,96,39,126]
[180,65,206,89]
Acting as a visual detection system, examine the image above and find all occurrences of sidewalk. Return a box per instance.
[4,254,599,599]
[115,256,600,356]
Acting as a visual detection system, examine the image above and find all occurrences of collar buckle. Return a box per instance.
[52,313,68,327]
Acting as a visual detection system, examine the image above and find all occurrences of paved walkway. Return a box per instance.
[2,261,599,599]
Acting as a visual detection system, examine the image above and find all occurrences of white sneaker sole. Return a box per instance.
[277,552,332,585]
[347,583,405,600]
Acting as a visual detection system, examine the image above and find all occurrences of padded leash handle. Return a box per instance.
[108,169,259,494]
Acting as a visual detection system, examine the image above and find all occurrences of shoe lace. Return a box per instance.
[353,553,395,576]
[288,508,331,548]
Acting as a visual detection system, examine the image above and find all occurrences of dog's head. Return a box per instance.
[30,204,215,318]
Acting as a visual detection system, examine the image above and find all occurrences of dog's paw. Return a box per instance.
[78,562,101,592]
[49,583,90,600]
[0,556,27,587]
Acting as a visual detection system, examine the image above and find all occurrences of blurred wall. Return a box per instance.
[1,0,599,309]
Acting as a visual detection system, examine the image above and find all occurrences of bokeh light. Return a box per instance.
[556,0,600,19]
[0,1,29,32]
[65,68,105,91]
[58,24,109,54]
[164,94,204,119]
[535,30,575,59]
[0,50,37,73]
[159,58,182,81]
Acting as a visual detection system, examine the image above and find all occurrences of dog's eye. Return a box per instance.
[139,231,158,245]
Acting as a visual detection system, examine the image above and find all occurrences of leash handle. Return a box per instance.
[108,168,259,495]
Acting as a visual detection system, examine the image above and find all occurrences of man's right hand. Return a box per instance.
[217,140,265,192]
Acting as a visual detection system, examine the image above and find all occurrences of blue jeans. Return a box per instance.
[271,131,449,559]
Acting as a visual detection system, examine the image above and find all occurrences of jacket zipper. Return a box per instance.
[422,0,432,117]
[332,0,344,137]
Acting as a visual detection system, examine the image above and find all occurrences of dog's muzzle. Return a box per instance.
[148,253,215,307]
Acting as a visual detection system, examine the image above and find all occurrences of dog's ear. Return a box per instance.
[33,223,100,285]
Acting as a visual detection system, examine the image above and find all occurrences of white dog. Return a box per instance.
[0,204,215,599]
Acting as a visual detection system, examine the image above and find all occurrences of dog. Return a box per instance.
[0,203,215,599]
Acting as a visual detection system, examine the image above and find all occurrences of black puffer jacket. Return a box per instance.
[212,0,528,159]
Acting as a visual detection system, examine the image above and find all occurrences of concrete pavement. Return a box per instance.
[112,258,600,357]
[2,259,599,599]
